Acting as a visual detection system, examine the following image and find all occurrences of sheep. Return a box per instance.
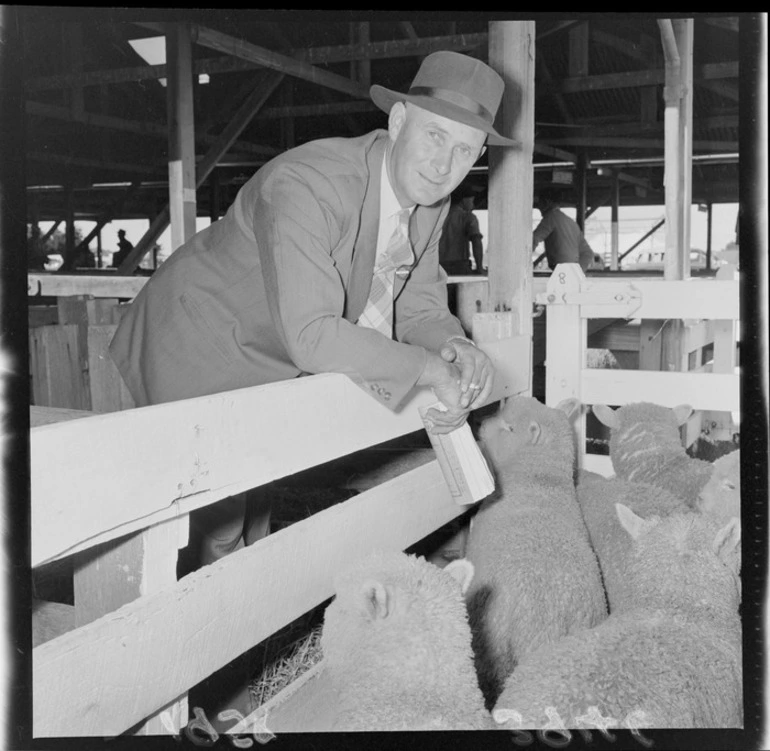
[464,396,607,707]
[576,471,691,612]
[592,401,713,507]
[493,504,742,729]
[696,448,741,525]
[319,550,494,731]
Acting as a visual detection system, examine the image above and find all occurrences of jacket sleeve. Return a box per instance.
[394,201,467,351]
[252,162,429,410]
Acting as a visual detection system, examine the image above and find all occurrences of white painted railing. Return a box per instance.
[539,263,740,475]
[31,334,530,737]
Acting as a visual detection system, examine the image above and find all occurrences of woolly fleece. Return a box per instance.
[465,397,607,706]
[320,551,493,731]
[593,401,713,506]
[493,507,742,729]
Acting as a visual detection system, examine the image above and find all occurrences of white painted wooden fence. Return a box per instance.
[539,263,740,476]
[30,320,530,737]
[28,266,740,737]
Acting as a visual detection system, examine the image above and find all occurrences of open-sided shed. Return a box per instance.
[2,10,766,746]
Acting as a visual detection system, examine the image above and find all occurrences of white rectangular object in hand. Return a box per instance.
[419,402,495,505]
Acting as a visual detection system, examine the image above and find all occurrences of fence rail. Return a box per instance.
[31,334,530,737]
[541,263,740,476]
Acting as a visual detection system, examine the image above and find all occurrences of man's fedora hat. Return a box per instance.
[370,50,519,147]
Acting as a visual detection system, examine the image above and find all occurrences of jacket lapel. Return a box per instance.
[345,134,387,323]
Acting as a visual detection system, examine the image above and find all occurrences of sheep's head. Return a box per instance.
[592,402,693,466]
[616,503,742,614]
[478,396,580,467]
[697,449,740,524]
[320,552,476,676]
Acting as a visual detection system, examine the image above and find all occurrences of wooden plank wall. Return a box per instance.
[28,295,135,414]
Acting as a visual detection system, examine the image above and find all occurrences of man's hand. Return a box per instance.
[439,337,494,410]
[416,353,467,434]
[416,337,494,434]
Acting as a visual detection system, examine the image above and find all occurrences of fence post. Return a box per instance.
[544,264,587,466]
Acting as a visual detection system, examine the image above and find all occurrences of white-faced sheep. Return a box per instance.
[696,448,741,525]
[576,471,691,612]
[493,504,742,729]
[593,402,714,507]
[319,551,493,731]
[464,396,607,706]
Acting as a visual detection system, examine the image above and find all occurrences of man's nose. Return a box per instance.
[431,147,453,175]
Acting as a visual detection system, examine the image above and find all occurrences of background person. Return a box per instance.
[533,187,595,272]
[439,187,485,275]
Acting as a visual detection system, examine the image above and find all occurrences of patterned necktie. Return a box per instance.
[358,208,414,338]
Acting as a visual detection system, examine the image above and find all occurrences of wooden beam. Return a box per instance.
[256,99,375,120]
[26,101,279,157]
[32,460,469,737]
[24,33,489,91]
[117,70,284,272]
[540,135,737,151]
[350,22,371,88]
[591,28,649,64]
[568,22,590,78]
[63,180,143,265]
[703,16,739,33]
[580,369,739,413]
[541,60,737,96]
[28,273,148,299]
[486,20,535,346]
[191,24,369,100]
[166,23,197,251]
[541,114,737,139]
[30,337,528,568]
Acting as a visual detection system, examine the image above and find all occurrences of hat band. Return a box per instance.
[408,86,493,124]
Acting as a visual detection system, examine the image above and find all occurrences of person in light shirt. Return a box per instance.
[110,51,518,570]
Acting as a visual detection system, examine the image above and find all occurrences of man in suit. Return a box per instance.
[109,51,518,570]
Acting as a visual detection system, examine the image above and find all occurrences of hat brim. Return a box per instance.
[370,84,520,148]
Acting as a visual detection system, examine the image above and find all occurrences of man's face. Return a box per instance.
[386,103,486,208]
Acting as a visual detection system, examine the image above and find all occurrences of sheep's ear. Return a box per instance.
[713,517,741,565]
[592,404,619,429]
[359,579,390,621]
[443,558,475,595]
[555,398,581,421]
[528,421,542,444]
[615,503,654,539]
[672,404,694,426]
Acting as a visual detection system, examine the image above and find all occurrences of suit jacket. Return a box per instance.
[109,130,465,409]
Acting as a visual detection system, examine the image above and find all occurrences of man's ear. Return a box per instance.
[476,145,487,162]
[388,102,407,141]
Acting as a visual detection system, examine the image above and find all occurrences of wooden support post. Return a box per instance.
[706,201,713,270]
[610,172,620,270]
[73,515,190,735]
[350,22,371,88]
[638,319,665,371]
[166,22,197,252]
[544,265,587,461]
[280,79,295,151]
[576,151,588,232]
[484,20,535,345]
[65,179,76,265]
[658,19,693,374]
[209,168,220,223]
